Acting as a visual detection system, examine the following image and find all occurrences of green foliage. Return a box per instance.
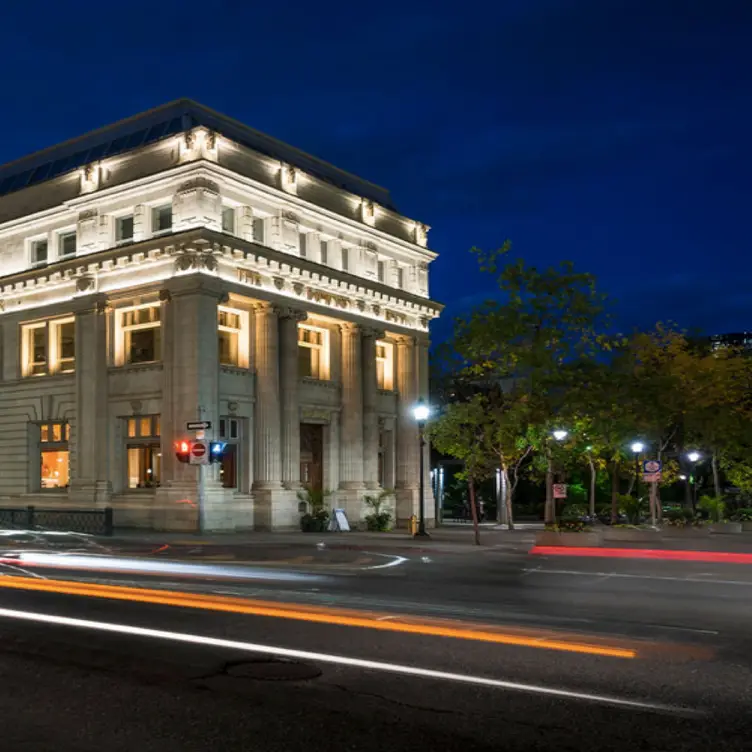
[562,503,588,518]
[619,494,644,525]
[698,495,726,523]
[298,486,333,532]
[364,490,394,532]
[297,486,333,514]
[545,520,592,533]
[731,508,752,522]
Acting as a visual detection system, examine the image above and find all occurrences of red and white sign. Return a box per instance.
[189,441,208,465]
[553,484,567,499]
[643,472,662,483]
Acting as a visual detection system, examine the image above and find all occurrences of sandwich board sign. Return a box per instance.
[329,509,351,532]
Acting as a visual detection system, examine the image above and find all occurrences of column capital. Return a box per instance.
[339,321,360,335]
[252,300,280,315]
[361,326,386,340]
[393,334,416,347]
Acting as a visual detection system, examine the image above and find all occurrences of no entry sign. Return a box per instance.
[190,441,208,465]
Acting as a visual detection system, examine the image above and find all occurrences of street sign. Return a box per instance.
[189,441,208,465]
[553,484,567,499]
[643,459,662,474]
[187,421,212,431]
[328,509,351,532]
[643,472,662,483]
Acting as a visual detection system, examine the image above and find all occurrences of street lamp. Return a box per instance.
[552,430,568,441]
[631,442,644,500]
[687,451,701,463]
[412,398,430,537]
[686,451,702,510]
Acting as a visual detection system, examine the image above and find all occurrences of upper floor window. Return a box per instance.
[31,238,48,267]
[152,204,172,234]
[21,317,75,377]
[217,306,249,368]
[377,260,386,283]
[252,217,264,244]
[341,247,349,272]
[320,240,328,265]
[298,324,329,380]
[222,206,236,234]
[299,232,307,258]
[58,231,76,259]
[376,340,394,390]
[396,267,404,289]
[116,215,134,244]
[118,303,161,365]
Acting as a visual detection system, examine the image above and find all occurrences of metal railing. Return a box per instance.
[0,506,113,536]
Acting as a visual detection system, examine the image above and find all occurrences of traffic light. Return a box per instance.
[175,440,191,463]
[209,441,226,463]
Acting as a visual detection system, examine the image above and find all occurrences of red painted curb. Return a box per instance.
[529,546,752,564]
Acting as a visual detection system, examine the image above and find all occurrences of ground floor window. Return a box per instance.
[125,414,161,489]
[39,421,70,489]
[218,417,240,489]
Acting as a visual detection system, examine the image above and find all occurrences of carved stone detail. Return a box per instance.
[293,282,305,296]
[174,248,219,272]
[273,277,285,291]
[75,275,96,293]
[130,400,142,414]
[227,401,238,413]
[238,269,262,286]
[176,177,220,194]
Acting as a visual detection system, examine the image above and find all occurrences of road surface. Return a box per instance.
[0,534,750,750]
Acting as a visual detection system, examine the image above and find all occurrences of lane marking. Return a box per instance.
[0,606,700,716]
[522,567,752,588]
[363,555,408,570]
[530,546,752,564]
[0,575,637,659]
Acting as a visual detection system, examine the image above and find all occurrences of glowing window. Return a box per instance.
[298,324,329,380]
[376,340,394,390]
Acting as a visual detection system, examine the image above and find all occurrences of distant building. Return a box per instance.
[709,332,752,351]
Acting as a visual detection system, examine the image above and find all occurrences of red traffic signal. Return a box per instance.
[175,440,191,463]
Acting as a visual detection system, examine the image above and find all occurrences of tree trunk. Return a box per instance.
[468,474,481,546]
[610,460,620,524]
[712,452,721,498]
[544,450,555,525]
[504,467,515,530]
[588,457,597,518]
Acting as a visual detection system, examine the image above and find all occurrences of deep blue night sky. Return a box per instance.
[1,0,750,340]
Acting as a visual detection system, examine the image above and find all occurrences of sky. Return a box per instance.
[0,0,750,341]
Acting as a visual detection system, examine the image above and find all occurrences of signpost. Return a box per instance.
[189,441,208,465]
[642,460,662,525]
[553,484,567,499]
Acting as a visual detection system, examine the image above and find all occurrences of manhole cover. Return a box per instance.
[225,659,322,681]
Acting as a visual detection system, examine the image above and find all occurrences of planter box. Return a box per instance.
[709,521,742,534]
[602,528,660,543]
[535,531,601,547]
[661,526,710,538]
[741,522,752,533]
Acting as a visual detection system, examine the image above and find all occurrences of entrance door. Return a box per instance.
[300,423,323,491]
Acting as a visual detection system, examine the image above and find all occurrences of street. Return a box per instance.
[0,531,751,750]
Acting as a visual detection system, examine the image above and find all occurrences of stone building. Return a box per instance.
[0,100,440,531]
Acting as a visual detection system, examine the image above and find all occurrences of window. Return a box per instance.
[298,324,329,379]
[126,414,161,489]
[341,247,349,272]
[31,238,48,267]
[116,215,134,244]
[21,317,75,376]
[320,240,328,265]
[252,217,264,243]
[58,231,76,259]
[222,206,236,234]
[218,308,241,366]
[218,418,240,489]
[152,204,172,234]
[376,340,394,390]
[377,260,386,283]
[39,421,70,490]
[299,232,307,257]
[119,304,161,364]
[396,267,404,289]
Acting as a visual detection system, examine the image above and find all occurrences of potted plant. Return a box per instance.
[363,489,394,532]
[662,507,709,536]
[731,508,752,532]
[700,495,741,534]
[297,486,333,532]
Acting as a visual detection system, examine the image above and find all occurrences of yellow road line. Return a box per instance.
[0,576,637,659]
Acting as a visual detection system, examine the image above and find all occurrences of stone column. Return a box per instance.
[69,295,110,505]
[361,327,384,489]
[279,308,307,489]
[253,303,282,491]
[395,335,419,525]
[339,323,364,492]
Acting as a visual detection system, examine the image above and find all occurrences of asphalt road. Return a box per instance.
[1,538,751,750]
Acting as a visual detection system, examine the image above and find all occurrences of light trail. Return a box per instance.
[0,575,637,658]
[530,546,752,564]
[0,605,701,716]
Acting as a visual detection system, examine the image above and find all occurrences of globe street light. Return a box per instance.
[631,441,644,500]
[686,451,702,510]
[552,430,568,441]
[687,451,701,463]
[412,398,430,537]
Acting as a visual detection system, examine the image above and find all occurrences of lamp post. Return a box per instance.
[687,451,701,511]
[631,442,644,500]
[413,398,430,537]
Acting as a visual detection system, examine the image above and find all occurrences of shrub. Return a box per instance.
[699,495,726,523]
[731,508,752,522]
[562,504,588,519]
[619,494,645,525]
[364,490,394,532]
[298,486,333,532]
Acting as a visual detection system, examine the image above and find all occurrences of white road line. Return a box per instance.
[0,606,701,717]
[522,568,752,587]
[362,554,408,570]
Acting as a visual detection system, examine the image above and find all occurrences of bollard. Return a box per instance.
[409,514,418,536]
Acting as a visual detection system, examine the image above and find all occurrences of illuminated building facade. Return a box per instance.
[0,100,440,531]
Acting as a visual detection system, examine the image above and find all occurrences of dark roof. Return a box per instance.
[0,99,396,210]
